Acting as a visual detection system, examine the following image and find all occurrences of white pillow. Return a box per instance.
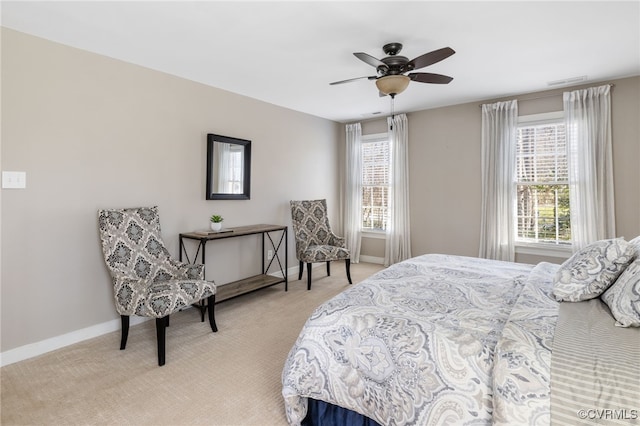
[629,235,640,252]
[601,258,640,327]
[553,238,636,302]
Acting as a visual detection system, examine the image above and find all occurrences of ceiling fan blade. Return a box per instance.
[329,75,377,85]
[408,72,454,84]
[407,47,455,71]
[353,52,388,69]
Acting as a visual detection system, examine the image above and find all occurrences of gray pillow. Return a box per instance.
[601,258,640,327]
[629,235,640,252]
[553,238,636,302]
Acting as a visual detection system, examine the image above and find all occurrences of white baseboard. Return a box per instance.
[359,255,385,264]
[267,263,300,279]
[1,260,378,367]
[0,266,298,367]
[0,316,150,367]
[276,261,350,278]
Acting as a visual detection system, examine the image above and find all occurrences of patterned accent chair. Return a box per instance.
[98,206,217,366]
[290,199,352,290]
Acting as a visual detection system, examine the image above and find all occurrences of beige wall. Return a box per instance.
[357,76,640,264]
[3,27,639,358]
[1,29,341,353]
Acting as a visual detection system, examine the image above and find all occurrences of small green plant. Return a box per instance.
[210,214,224,223]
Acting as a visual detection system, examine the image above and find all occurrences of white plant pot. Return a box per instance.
[210,222,222,231]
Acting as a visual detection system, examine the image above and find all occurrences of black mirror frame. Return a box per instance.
[206,134,251,200]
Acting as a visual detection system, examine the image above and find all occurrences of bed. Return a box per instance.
[282,246,640,426]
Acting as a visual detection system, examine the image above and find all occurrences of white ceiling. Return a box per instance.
[2,1,639,123]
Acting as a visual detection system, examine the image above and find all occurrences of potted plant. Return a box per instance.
[210,214,224,231]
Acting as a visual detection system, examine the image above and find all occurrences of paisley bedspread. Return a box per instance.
[282,254,558,425]
[492,261,560,425]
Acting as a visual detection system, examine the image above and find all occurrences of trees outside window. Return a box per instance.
[515,118,571,245]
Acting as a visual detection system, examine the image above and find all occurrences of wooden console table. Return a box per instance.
[179,224,288,302]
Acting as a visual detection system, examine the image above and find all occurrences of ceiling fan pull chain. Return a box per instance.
[390,94,395,130]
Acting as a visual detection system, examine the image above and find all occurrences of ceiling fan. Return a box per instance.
[330,42,455,97]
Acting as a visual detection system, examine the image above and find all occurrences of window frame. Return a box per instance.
[514,111,572,258]
[360,132,390,236]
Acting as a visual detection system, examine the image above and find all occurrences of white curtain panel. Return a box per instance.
[563,84,615,251]
[479,100,518,262]
[385,114,412,266]
[344,122,362,263]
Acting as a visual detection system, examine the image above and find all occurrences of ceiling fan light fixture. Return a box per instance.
[375,75,410,96]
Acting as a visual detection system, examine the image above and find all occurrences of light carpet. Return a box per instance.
[1,262,384,426]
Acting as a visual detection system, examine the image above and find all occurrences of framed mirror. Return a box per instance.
[206,134,251,200]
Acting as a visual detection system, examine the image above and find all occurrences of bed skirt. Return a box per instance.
[302,399,382,426]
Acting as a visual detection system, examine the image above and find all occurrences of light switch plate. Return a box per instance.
[2,171,27,189]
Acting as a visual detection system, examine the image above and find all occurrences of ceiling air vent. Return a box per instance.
[547,75,587,86]
[362,111,383,117]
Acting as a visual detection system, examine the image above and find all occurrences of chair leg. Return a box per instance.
[156,316,168,366]
[120,315,129,350]
[298,261,304,280]
[326,261,331,277]
[199,300,206,322]
[307,262,312,290]
[208,295,218,332]
[345,259,352,284]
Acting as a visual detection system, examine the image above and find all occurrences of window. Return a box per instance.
[361,133,390,231]
[515,112,571,246]
[215,143,244,194]
[226,145,244,194]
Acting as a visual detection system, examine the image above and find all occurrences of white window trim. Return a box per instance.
[515,241,572,258]
[518,111,564,125]
[361,132,388,142]
[514,110,570,258]
[362,229,386,239]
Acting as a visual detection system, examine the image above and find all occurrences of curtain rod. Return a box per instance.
[478,83,615,107]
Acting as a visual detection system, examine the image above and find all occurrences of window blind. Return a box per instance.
[362,138,389,230]
[515,122,571,244]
